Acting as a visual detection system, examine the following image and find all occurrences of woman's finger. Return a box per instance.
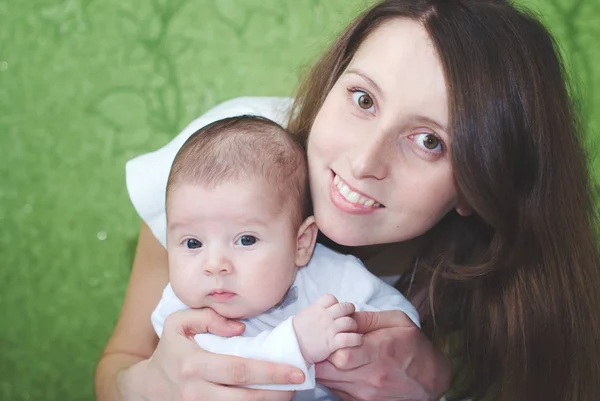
[227,388,295,401]
[185,351,306,386]
[188,380,295,401]
[163,307,245,338]
[352,310,414,334]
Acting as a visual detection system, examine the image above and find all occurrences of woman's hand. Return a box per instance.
[122,307,305,401]
[315,310,451,401]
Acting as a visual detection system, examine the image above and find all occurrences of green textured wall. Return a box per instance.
[0,1,598,400]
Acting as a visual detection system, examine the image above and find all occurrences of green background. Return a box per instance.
[0,0,598,400]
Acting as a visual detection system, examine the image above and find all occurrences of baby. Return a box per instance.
[151,115,420,400]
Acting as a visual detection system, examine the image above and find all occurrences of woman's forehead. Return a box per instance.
[350,18,444,89]
[346,18,448,129]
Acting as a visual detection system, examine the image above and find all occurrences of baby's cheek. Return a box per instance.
[260,275,294,307]
[170,269,204,307]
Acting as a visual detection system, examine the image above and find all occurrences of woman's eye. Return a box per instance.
[351,90,374,111]
[414,133,443,153]
[236,235,257,246]
[185,239,202,249]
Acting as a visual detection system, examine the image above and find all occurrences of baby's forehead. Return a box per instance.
[166,179,300,231]
[168,175,295,208]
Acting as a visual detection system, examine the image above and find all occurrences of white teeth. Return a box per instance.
[347,192,360,203]
[339,184,350,197]
[334,174,380,207]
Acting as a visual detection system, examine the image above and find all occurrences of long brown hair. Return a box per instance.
[288,1,600,400]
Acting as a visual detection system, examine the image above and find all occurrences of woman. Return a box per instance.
[95,0,600,400]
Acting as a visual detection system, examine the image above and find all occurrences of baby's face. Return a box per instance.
[166,179,301,319]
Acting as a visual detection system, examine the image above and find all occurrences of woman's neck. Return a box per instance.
[318,232,422,276]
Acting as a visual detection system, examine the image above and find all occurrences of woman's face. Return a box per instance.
[308,18,465,247]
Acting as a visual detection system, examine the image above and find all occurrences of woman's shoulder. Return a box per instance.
[221,96,294,116]
[191,96,294,128]
[161,97,294,153]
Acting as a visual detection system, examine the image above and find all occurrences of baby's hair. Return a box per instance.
[166,115,310,225]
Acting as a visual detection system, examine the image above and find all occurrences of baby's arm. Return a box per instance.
[152,284,362,390]
[194,294,361,391]
[152,285,313,390]
[194,317,315,391]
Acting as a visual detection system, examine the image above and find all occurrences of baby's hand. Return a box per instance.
[292,294,362,364]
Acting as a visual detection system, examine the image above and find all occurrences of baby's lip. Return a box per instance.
[208,289,236,295]
[208,289,237,302]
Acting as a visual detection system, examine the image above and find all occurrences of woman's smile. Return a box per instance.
[330,171,383,214]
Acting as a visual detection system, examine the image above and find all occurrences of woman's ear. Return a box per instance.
[456,201,472,217]
[296,216,318,266]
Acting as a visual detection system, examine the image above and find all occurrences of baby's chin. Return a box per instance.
[210,304,255,321]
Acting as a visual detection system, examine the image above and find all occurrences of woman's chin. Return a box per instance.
[318,222,371,247]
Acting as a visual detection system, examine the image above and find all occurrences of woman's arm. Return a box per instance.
[95,222,169,400]
[94,223,305,401]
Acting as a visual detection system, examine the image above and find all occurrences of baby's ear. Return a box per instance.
[295,216,318,266]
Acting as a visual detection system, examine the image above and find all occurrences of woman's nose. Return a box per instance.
[350,136,390,180]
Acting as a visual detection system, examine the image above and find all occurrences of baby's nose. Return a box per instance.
[203,258,234,276]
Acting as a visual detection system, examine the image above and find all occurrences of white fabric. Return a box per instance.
[125,96,293,247]
[152,244,420,401]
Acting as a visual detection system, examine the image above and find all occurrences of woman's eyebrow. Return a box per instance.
[345,68,448,134]
[411,115,448,134]
[345,68,384,101]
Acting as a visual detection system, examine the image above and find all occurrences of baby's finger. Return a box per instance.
[332,333,362,350]
[316,293,339,308]
[327,302,355,319]
[335,316,358,333]
[327,343,374,370]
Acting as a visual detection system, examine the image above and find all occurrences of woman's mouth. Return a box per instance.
[330,172,384,214]
[333,173,382,207]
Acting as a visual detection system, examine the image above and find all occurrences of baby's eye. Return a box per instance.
[185,239,202,249]
[236,235,257,246]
